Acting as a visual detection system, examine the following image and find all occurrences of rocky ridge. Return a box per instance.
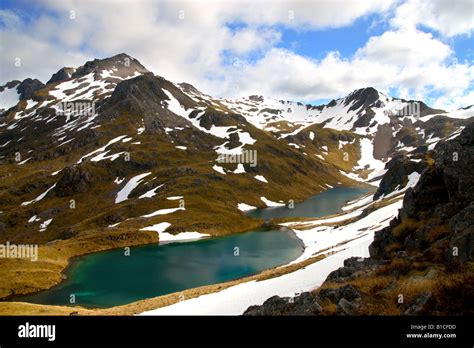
[245,121,474,316]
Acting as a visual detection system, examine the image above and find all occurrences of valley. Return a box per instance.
[0,53,472,316]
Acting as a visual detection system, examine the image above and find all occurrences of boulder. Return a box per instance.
[55,165,92,196]
[336,298,360,315]
[243,292,322,316]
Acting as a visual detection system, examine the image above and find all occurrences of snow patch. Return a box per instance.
[260,196,284,207]
[238,203,257,211]
[254,175,268,183]
[142,207,184,218]
[115,172,151,203]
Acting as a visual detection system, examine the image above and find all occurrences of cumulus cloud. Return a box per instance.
[0,0,472,110]
[211,27,473,110]
[0,0,395,82]
[391,0,474,37]
[355,29,453,66]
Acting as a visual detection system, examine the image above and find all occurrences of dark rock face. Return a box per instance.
[325,257,385,283]
[72,53,149,80]
[244,292,322,316]
[327,99,337,107]
[373,155,426,200]
[100,73,194,132]
[243,282,363,316]
[353,107,374,128]
[448,203,474,262]
[243,122,473,316]
[0,80,20,92]
[337,298,360,315]
[55,165,92,196]
[248,95,264,102]
[106,73,171,109]
[197,109,247,130]
[258,108,280,115]
[47,67,76,84]
[370,121,474,261]
[345,87,379,113]
[319,284,361,303]
[17,78,45,100]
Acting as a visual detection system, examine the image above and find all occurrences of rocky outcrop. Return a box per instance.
[17,78,45,100]
[100,73,194,132]
[0,80,20,92]
[47,67,76,84]
[72,53,149,80]
[55,165,92,196]
[244,292,322,316]
[373,155,426,199]
[345,87,379,113]
[325,257,385,282]
[197,109,246,130]
[244,121,474,316]
[371,121,474,261]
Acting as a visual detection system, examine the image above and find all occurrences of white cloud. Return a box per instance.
[0,0,394,83]
[0,0,472,111]
[228,28,281,55]
[211,28,473,110]
[355,29,453,66]
[391,0,474,37]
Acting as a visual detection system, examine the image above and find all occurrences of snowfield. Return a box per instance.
[157,231,210,243]
[354,138,386,181]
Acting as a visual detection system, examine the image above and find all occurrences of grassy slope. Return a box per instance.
[0,105,369,301]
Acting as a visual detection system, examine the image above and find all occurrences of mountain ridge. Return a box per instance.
[0,53,472,306]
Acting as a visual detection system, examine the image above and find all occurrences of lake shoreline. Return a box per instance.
[0,185,374,313]
[18,227,305,308]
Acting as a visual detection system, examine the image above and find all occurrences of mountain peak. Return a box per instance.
[45,53,150,86]
[47,67,76,84]
[344,86,381,111]
[71,53,149,80]
[17,78,45,99]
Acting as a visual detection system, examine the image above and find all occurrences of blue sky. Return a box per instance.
[0,0,473,109]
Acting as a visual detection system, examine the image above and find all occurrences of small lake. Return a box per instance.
[20,186,371,308]
[20,228,303,308]
[246,187,371,220]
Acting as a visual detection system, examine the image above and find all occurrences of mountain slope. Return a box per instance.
[244,121,474,315]
[0,53,472,303]
[0,54,363,299]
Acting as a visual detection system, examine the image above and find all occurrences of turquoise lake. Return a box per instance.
[20,186,371,308]
[246,187,371,219]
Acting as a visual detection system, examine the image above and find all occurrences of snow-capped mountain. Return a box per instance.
[200,86,470,187]
[0,53,473,315]
[0,79,45,115]
[0,52,472,253]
